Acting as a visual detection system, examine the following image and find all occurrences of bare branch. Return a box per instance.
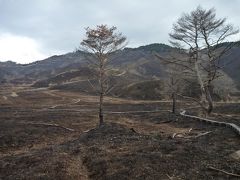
[208,166,240,177]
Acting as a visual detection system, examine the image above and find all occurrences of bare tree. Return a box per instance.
[80,24,127,126]
[163,6,239,115]
[162,59,186,114]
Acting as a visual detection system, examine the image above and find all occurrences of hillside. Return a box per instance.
[221,46,240,88]
[0,43,239,99]
[0,43,173,83]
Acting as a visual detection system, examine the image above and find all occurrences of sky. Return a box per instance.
[0,0,240,64]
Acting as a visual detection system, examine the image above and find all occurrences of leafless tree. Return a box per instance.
[80,24,127,126]
[161,6,239,115]
[162,60,186,114]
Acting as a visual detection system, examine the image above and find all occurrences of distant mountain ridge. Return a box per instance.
[125,43,174,52]
[0,42,239,99]
[0,43,172,82]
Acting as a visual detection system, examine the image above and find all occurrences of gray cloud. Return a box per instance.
[0,0,239,63]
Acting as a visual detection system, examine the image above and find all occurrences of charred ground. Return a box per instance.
[0,85,239,179]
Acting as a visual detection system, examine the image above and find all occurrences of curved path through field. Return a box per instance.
[180,111,240,136]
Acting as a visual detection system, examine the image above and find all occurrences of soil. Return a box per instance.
[0,85,239,179]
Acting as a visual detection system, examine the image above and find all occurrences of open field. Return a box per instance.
[0,85,239,179]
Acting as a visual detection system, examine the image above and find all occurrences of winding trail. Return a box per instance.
[180,110,240,136]
[50,98,81,109]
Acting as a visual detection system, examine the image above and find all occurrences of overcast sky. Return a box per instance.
[0,0,239,64]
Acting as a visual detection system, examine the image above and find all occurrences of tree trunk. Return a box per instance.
[194,58,210,115]
[99,58,104,126]
[205,85,213,115]
[99,91,104,126]
[172,92,176,114]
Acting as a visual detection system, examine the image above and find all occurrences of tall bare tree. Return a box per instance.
[164,6,239,115]
[81,25,126,126]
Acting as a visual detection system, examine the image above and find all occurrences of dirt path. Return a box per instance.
[50,98,81,109]
[180,111,240,136]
